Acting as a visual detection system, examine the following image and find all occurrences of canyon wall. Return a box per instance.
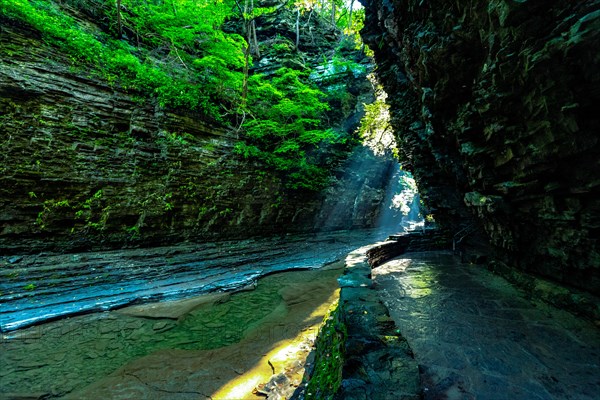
[0,15,392,254]
[361,0,600,294]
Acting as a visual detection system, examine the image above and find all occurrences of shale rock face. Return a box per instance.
[361,0,600,294]
[0,9,387,254]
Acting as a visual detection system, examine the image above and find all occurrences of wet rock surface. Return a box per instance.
[0,229,393,332]
[0,263,344,399]
[336,243,422,400]
[373,251,600,400]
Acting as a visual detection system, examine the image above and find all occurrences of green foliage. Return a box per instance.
[35,190,110,232]
[235,67,348,191]
[0,0,95,64]
[332,54,366,76]
[23,283,36,291]
[0,0,247,121]
[1,0,368,193]
[272,41,294,54]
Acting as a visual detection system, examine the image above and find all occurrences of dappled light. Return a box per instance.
[211,301,331,399]
[372,258,433,298]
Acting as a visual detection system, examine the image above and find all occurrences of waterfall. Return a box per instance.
[377,164,423,233]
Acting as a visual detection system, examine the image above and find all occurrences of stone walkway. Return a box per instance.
[372,251,600,400]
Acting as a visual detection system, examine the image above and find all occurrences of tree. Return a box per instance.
[116,0,122,39]
[331,0,335,27]
[233,0,265,104]
[295,7,300,49]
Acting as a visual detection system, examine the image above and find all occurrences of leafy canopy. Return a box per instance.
[235,67,344,191]
[0,0,367,191]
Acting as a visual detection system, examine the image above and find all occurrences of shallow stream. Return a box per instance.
[1,264,344,398]
[0,229,392,332]
[1,230,391,398]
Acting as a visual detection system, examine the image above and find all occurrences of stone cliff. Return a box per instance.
[0,4,391,254]
[361,0,600,295]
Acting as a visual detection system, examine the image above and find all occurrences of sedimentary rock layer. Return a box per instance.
[0,17,390,253]
[361,0,600,294]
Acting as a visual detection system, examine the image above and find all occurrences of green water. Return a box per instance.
[0,267,340,397]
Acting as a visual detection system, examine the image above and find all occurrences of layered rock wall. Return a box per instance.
[0,20,391,254]
[361,0,600,294]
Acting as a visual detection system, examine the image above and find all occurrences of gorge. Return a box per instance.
[1,0,599,399]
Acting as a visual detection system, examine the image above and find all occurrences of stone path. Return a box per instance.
[372,251,600,400]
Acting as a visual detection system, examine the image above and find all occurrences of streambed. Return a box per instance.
[1,263,344,399]
[2,230,393,398]
[1,229,392,332]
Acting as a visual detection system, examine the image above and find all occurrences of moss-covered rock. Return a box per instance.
[0,2,388,253]
[305,301,346,400]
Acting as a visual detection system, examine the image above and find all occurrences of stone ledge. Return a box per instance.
[367,230,451,268]
[335,241,423,400]
[374,231,600,323]
[326,230,451,399]
[310,228,600,399]
[488,260,600,325]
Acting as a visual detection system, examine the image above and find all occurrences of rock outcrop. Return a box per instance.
[0,4,391,254]
[361,0,600,295]
[306,232,450,399]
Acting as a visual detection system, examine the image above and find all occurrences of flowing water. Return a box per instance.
[0,229,394,332]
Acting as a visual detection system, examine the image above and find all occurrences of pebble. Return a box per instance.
[152,321,168,331]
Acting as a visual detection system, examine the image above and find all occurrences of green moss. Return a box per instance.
[35,190,110,232]
[0,0,243,121]
[305,301,346,400]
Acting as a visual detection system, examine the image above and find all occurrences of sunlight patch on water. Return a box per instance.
[212,330,315,399]
[1,265,344,398]
[211,285,340,399]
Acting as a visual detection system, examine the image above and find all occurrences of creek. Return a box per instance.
[0,229,396,333]
[0,229,393,398]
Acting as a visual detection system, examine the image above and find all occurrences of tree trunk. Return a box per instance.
[331,0,335,28]
[116,0,122,39]
[295,8,300,50]
[242,45,249,104]
[233,0,251,105]
[251,20,260,57]
[348,0,354,32]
